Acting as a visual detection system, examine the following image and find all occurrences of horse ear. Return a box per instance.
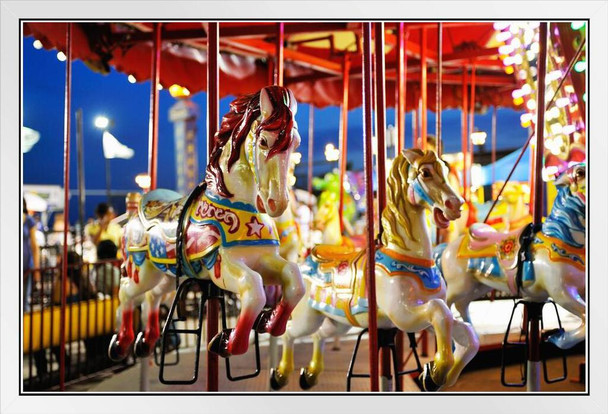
[287,88,298,115]
[260,87,273,121]
[401,148,424,165]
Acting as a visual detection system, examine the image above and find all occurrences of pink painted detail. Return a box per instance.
[144,308,161,345]
[338,261,348,274]
[185,223,221,258]
[214,255,222,279]
[226,310,257,355]
[133,267,139,284]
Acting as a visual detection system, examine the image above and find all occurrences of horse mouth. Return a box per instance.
[433,207,450,229]
[256,195,267,213]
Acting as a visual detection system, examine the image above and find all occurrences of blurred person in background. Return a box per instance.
[23,198,40,312]
[85,202,122,252]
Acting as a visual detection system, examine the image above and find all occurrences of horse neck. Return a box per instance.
[541,187,586,248]
[384,201,432,260]
[216,130,257,206]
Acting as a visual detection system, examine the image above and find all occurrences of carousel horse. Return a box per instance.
[485,182,532,232]
[312,171,357,246]
[270,149,479,391]
[436,163,586,350]
[108,86,305,360]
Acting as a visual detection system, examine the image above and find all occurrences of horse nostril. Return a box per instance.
[445,198,455,210]
[268,198,277,211]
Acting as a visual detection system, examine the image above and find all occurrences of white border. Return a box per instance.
[2,1,607,413]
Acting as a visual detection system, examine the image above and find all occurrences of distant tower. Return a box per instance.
[169,98,199,195]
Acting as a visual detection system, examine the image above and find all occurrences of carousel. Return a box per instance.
[21,20,587,393]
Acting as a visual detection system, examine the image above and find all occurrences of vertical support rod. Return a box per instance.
[491,105,497,194]
[412,109,418,148]
[206,21,220,392]
[338,55,351,236]
[468,64,476,178]
[533,24,548,232]
[461,67,469,201]
[435,23,443,155]
[307,104,315,247]
[275,22,285,86]
[374,22,387,219]
[148,23,162,191]
[75,109,85,258]
[396,23,407,153]
[362,22,379,392]
[59,22,73,392]
[420,28,428,150]
[105,156,111,204]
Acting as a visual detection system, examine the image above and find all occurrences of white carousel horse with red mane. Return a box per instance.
[109,86,304,360]
[270,149,479,391]
[436,163,586,350]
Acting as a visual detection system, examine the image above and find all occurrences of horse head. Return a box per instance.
[402,149,464,229]
[555,163,586,205]
[252,86,301,217]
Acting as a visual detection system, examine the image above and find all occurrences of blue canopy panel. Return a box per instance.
[479,146,531,186]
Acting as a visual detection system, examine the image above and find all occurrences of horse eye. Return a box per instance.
[260,137,268,148]
[576,169,585,178]
[421,169,432,179]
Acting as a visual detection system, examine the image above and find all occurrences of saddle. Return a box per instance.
[464,222,538,294]
[138,189,186,239]
[310,244,364,290]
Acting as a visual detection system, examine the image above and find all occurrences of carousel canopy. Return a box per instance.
[23,21,518,111]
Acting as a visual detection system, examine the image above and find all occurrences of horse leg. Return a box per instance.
[546,284,586,349]
[208,257,266,357]
[109,260,163,361]
[134,274,175,357]
[257,254,305,337]
[299,319,351,390]
[270,279,324,390]
[444,319,479,387]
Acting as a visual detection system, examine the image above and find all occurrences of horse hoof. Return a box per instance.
[134,332,153,358]
[269,368,287,391]
[207,329,233,358]
[546,328,572,349]
[299,367,317,390]
[108,334,129,362]
[253,308,273,334]
[419,362,441,392]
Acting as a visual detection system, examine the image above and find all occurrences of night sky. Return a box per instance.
[22,36,529,224]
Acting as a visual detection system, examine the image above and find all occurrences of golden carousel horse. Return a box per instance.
[109,86,304,360]
[270,149,479,391]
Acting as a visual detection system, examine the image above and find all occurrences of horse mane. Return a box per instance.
[205,86,295,198]
[542,184,586,248]
[381,150,443,250]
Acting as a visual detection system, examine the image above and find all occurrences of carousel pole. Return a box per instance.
[307,103,315,249]
[58,22,73,392]
[461,66,469,201]
[394,23,408,388]
[362,22,380,392]
[206,21,220,392]
[148,23,162,190]
[267,21,285,390]
[527,21,548,393]
[468,64,476,198]
[396,23,407,153]
[435,22,443,247]
[374,22,391,391]
[420,27,428,150]
[491,105,497,196]
[338,55,351,236]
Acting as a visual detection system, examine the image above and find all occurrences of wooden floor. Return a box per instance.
[83,333,586,393]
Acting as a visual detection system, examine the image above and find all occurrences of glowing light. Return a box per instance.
[157,83,163,91]
[518,69,528,80]
[546,70,562,82]
[555,97,570,108]
[471,131,487,146]
[564,85,575,93]
[94,116,110,130]
[128,74,137,83]
[523,29,535,45]
[56,51,67,61]
[521,84,532,95]
[542,165,560,181]
[528,22,541,29]
[513,54,523,65]
[504,66,514,75]
[493,22,510,31]
[32,40,43,49]
[546,107,560,120]
[509,24,520,34]
[530,42,540,54]
[498,44,514,55]
[526,99,537,110]
[574,60,587,72]
[324,143,340,162]
[549,123,562,135]
[526,50,536,61]
[496,31,512,42]
[520,113,534,123]
[512,89,524,99]
[571,21,585,30]
[562,124,576,135]
[513,96,524,106]
[290,152,302,165]
[510,38,522,49]
[168,84,191,98]
[135,173,151,191]
[583,93,586,102]
[503,56,515,66]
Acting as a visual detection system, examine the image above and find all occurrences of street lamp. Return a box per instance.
[94,115,112,204]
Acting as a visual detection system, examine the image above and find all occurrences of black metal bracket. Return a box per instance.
[346,328,422,391]
[500,299,568,388]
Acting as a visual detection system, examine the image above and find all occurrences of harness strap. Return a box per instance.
[175,182,207,289]
[515,222,541,293]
